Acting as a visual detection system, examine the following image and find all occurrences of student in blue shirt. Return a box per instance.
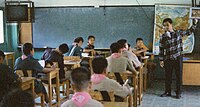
[14,43,56,103]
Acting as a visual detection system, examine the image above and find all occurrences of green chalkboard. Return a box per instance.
[33,6,155,48]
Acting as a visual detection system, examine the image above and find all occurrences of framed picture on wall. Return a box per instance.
[189,7,200,19]
[153,4,194,55]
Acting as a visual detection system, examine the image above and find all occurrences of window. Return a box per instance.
[0,10,4,43]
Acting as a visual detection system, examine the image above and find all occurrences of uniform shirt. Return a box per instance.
[67,45,83,58]
[61,98,103,107]
[14,56,43,77]
[84,44,95,56]
[106,54,135,73]
[91,76,131,98]
[121,50,141,68]
[45,50,65,80]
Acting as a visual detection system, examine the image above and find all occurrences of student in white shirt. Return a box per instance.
[61,67,103,107]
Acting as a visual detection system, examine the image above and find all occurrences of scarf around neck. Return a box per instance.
[91,74,106,84]
[111,53,121,58]
[72,92,92,107]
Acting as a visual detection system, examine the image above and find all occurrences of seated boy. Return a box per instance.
[106,42,135,73]
[132,38,149,57]
[44,43,69,80]
[14,43,56,103]
[117,39,141,69]
[91,57,133,101]
[0,88,34,107]
[61,67,103,107]
[83,35,97,56]
[0,50,20,101]
[66,37,84,58]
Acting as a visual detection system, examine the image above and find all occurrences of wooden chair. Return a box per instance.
[107,71,138,107]
[45,62,70,100]
[15,70,45,107]
[137,64,144,105]
[141,57,148,92]
[89,90,115,102]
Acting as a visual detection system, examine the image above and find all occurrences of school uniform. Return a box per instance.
[45,50,65,80]
[67,44,83,57]
[121,49,141,68]
[14,55,47,94]
[106,53,135,73]
[91,74,131,99]
[61,92,103,107]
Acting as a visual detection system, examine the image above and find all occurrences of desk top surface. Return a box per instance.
[4,52,14,55]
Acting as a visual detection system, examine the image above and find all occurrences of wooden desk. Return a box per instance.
[40,69,60,107]
[64,60,80,70]
[102,102,128,107]
[20,77,35,95]
[82,56,94,73]
[145,52,154,61]
[4,52,14,68]
[183,60,200,85]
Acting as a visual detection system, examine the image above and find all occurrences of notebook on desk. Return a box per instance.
[38,60,45,68]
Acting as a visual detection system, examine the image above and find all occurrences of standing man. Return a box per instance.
[159,18,198,99]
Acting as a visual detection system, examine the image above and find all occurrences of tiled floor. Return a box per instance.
[139,80,200,107]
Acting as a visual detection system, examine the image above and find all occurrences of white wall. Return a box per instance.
[0,0,197,7]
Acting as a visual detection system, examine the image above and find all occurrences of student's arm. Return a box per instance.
[132,49,146,56]
[34,61,56,73]
[42,66,56,73]
[127,59,136,72]
[109,79,131,98]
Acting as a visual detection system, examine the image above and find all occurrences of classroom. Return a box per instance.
[0,0,200,107]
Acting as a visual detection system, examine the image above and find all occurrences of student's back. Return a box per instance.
[0,63,19,101]
[14,56,43,77]
[61,98,102,107]
[106,55,134,73]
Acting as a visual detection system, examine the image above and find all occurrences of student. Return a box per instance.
[91,57,133,101]
[159,18,198,99]
[67,37,84,57]
[132,38,149,57]
[61,67,103,107]
[83,35,96,56]
[45,43,69,80]
[0,89,34,107]
[14,43,56,103]
[106,42,135,73]
[0,50,20,101]
[117,39,141,69]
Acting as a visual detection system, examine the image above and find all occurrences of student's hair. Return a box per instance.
[22,43,33,56]
[163,18,173,25]
[59,43,69,54]
[128,43,131,48]
[0,89,34,107]
[110,42,120,53]
[71,67,91,91]
[88,35,95,40]
[74,37,84,43]
[0,50,5,58]
[136,38,143,43]
[117,39,127,48]
[92,57,108,74]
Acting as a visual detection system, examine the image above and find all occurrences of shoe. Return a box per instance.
[160,92,171,97]
[175,91,181,99]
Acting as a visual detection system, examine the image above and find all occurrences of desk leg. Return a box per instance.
[56,73,60,106]
[48,75,52,107]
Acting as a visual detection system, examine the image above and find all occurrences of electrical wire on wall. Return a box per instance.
[135,0,163,29]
